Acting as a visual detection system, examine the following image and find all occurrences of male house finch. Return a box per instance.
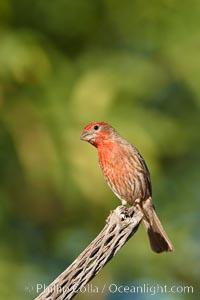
[80,122,174,253]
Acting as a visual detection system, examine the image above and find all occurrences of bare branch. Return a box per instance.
[34,205,143,300]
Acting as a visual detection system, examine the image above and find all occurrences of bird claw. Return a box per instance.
[105,207,124,224]
[115,205,127,221]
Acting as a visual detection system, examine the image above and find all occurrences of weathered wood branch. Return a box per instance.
[34,205,143,300]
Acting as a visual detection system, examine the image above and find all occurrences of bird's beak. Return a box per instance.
[80,131,92,142]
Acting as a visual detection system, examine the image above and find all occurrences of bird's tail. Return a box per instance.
[141,198,174,253]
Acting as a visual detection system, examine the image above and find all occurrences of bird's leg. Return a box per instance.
[141,197,154,226]
[134,198,144,216]
[135,198,141,210]
[121,199,128,206]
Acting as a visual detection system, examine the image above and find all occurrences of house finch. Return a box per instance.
[80,122,174,253]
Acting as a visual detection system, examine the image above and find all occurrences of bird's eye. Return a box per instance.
[93,125,99,131]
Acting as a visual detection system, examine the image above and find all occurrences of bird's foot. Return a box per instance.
[135,198,141,204]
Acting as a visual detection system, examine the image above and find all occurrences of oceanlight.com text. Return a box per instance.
[108,283,193,295]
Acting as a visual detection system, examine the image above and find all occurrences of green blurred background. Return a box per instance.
[0,0,199,299]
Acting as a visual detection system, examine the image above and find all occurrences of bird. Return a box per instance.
[80,122,174,253]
